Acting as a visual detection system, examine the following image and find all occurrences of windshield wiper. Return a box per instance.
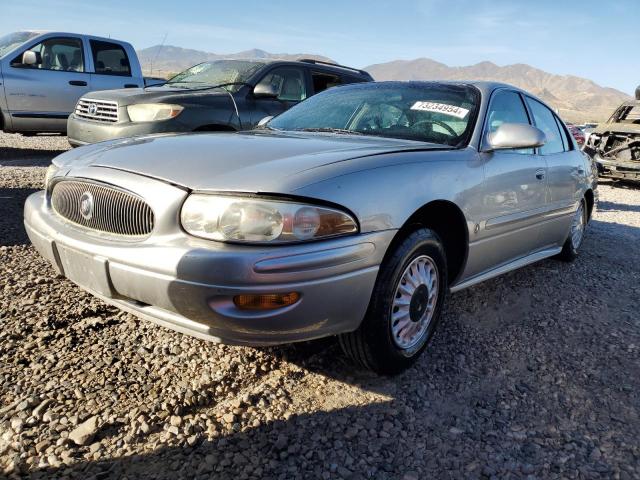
[297,127,363,135]
[173,81,251,92]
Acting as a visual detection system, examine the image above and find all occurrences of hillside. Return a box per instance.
[365,59,631,123]
[138,45,333,78]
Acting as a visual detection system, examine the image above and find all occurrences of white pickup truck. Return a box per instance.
[0,31,161,135]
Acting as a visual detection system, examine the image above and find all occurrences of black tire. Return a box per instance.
[339,228,448,374]
[557,198,587,262]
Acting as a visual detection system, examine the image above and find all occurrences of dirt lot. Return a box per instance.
[1,132,639,479]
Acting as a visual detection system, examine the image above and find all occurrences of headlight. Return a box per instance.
[44,164,60,190]
[127,103,184,122]
[180,195,358,243]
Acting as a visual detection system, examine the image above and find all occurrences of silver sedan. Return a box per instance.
[24,81,597,373]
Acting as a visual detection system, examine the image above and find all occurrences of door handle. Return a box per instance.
[69,80,87,86]
[124,84,140,88]
[535,169,545,180]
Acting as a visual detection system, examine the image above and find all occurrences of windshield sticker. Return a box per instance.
[410,102,470,119]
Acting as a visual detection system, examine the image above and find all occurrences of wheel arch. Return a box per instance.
[584,188,595,222]
[387,200,469,286]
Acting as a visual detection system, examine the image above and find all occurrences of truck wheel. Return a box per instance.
[557,198,587,262]
[339,228,447,374]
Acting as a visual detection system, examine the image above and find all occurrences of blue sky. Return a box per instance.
[1,0,638,94]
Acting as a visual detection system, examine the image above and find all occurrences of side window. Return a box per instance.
[12,37,84,72]
[256,68,306,102]
[90,40,131,76]
[526,97,565,155]
[554,116,573,151]
[312,72,342,94]
[485,90,532,154]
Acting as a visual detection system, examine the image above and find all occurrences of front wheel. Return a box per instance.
[339,228,448,374]
[557,198,587,262]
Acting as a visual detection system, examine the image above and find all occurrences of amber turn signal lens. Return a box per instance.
[233,292,300,310]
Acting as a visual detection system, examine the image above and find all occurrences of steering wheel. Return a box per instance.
[411,119,458,138]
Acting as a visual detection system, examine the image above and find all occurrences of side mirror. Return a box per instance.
[253,83,278,98]
[257,116,274,128]
[486,123,546,151]
[22,51,39,66]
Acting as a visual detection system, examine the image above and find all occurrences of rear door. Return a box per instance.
[248,66,309,126]
[525,96,582,248]
[3,35,90,131]
[88,40,141,90]
[473,89,549,274]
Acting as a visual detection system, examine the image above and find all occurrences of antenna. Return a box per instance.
[150,32,168,76]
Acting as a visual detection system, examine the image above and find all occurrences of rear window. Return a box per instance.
[90,40,131,76]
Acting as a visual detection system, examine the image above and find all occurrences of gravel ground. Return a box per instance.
[1,131,639,479]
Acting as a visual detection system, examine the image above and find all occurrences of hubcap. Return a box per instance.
[570,202,585,249]
[391,255,439,350]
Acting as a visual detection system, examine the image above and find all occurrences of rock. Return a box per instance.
[274,434,288,450]
[169,415,182,427]
[32,399,54,420]
[222,413,236,424]
[68,416,99,446]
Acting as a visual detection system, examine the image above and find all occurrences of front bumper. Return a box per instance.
[24,184,394,345]
[67,114,189,146]
[595,154,640,181]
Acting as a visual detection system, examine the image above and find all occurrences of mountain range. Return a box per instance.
[138,45,631,122]
[138,45,332,78]
[365,59,630,123]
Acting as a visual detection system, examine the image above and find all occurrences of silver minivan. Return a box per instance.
[0,31,145,134]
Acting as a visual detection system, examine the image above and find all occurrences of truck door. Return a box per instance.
[88,40,142,91]
[3,36,90,132]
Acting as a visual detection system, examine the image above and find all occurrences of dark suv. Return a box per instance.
[66,59,373,146]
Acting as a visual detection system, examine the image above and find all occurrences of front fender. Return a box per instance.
[291,149,484,233]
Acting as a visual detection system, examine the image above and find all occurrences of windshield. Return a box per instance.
[0,31,40,58]
[166,60,266,92]
[268,83,480,146]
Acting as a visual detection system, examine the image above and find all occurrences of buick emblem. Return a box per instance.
[88,103,98,116]
[79,191,94,220]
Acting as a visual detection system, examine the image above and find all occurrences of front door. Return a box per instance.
[4,36,90,132]
[474,89,548,275]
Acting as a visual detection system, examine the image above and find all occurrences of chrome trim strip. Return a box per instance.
[450,246,562,293]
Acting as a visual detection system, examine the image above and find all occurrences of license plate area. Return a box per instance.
[56,244,114,297]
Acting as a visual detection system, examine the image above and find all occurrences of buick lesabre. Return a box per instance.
[24,81,597,373]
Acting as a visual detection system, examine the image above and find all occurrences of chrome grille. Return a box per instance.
[51,180,154,236]
[74,98,119,123]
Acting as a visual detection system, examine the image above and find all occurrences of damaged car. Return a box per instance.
[584,85,640,182]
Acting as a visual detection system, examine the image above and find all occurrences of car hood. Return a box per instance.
[83,86,229,106]
[55,131,451,192]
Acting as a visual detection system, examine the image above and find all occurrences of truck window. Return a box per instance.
[13,37,84,72]
[256,68,306,102]
[312,72,342,94]
[90,40,131,76]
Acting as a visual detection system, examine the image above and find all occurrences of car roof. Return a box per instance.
[214,58,372,79]
[340,80,551,107]
[21,31,133,47]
